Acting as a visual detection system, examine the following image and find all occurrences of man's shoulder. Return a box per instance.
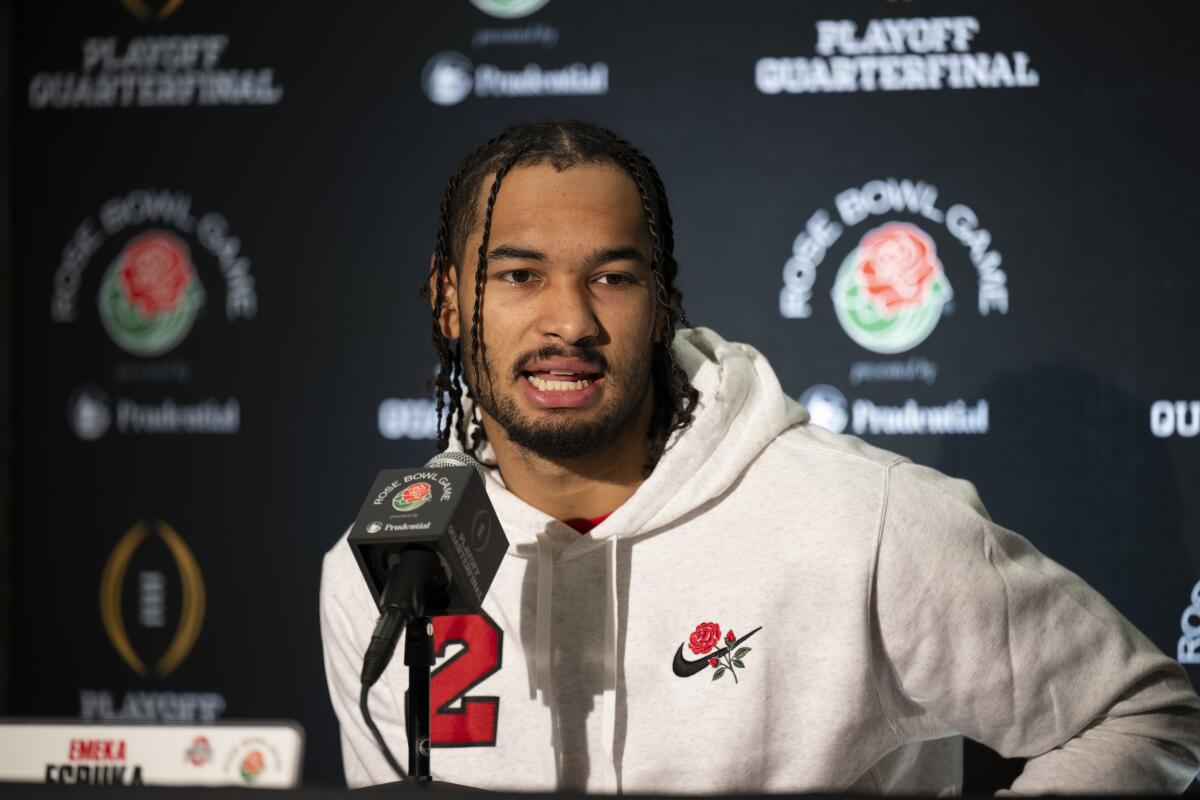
[762,423,988,517]
[320,526,376,617]
[767,422,908,472]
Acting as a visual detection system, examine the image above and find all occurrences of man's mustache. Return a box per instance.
[509,345,609,382]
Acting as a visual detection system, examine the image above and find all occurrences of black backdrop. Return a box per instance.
[7,0,1200,790]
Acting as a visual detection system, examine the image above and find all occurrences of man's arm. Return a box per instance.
[871,461,1200,794]
[319,536,410,788]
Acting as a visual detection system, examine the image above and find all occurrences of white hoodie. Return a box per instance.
[320,327,1200,793]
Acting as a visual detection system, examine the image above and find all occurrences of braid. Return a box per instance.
[607,137,699,469]
[429,170,460,451]
[466,151,526,458]
[423,132,509,452]
[423,120,700,471]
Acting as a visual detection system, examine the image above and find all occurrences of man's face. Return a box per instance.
[437,162,658,460]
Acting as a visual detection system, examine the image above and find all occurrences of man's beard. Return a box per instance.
[465,341,652,461]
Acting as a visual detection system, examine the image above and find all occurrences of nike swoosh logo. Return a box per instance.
[672,626,762,677]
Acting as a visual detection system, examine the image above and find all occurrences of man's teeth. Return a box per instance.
[527,374,591,391]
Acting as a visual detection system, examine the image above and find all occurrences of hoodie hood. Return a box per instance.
[442,327,809,790]
[450,326,809,557]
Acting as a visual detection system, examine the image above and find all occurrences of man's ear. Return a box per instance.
[427,255,462,341]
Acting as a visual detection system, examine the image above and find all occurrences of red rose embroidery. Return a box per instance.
[119,232,192,316]
[678,620,758,685]
[858,223,939,314]
[688,621,721,655]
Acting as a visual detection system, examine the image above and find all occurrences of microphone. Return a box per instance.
[348,451,509,687]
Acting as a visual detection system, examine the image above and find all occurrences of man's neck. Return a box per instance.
[480,394,654,522]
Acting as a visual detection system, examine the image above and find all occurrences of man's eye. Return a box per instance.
[499,270,536,284]
[595,273,634,286]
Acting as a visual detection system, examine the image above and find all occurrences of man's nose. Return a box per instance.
[536,282,600,346]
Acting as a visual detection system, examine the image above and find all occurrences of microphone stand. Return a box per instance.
[404,615,435,782]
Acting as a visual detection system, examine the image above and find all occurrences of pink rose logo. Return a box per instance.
[857,222,940,315]
[118,232,193,317]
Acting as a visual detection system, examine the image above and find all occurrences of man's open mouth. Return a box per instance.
[523,369,602,392]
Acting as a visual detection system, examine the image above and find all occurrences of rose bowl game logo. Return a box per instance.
[832,222,952,354]
[392,481,433,512]
[239,749,265,783]
[97,230,205,357]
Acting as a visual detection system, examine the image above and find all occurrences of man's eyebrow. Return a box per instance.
[586,246,646,266]
[486,244,547,262]
[485,244,647,266]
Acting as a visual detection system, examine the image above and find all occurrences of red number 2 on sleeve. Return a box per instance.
[430,613,503,746]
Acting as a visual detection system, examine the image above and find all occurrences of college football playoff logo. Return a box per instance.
[100,519,205,678]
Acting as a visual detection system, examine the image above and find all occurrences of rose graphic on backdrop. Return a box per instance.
[97,230,205,357]
[832,222,952,354]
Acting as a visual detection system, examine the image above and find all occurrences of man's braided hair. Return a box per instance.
[423,120,699,472]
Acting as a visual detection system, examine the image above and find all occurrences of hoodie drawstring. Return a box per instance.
[535,535,554,694]
[535,535,558,780]
[534,534,621,792]
[601,536,619,792]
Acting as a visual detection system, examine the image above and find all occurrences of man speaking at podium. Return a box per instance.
[320,121,1200,793]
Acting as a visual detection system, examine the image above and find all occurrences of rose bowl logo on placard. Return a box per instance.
[224,738,281,785]
[393,481,433,512]
[98,231,205,357]
[239,750,265,783]
[832,222,952,354]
